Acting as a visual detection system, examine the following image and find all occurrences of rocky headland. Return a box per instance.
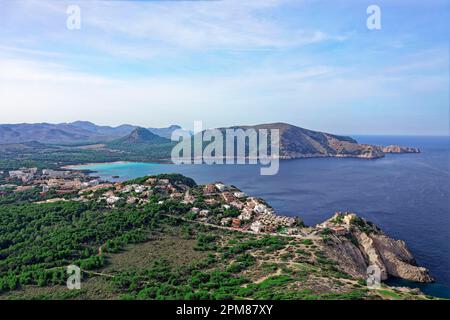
[222,123,420,160]
[316,212,433,283]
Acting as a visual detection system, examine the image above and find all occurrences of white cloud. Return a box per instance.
[0,57,112,84]
[383,48,449,73]
[17,0,339,55]
[0,0,447,135]
[2,53,445,131]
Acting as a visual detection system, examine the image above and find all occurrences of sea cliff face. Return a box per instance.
[222,123,420,160]
[317,213,433,283]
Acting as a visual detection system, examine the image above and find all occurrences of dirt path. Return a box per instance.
[164,214,321,240]
[254,268,283,284]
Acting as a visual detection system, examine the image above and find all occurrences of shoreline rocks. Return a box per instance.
[277,144,420,160]
[382,145,421,154]
[317,212,433,283]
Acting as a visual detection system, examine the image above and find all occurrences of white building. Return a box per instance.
[9,170,34,182]
[134,186,145,194]
[215,183,227,192]
[106,196,120,205]
[9,170,24,178]
[234,192,246,198]
[221,218,232,226]
[42,169,70,178]
[254,204,267,214]
[250,221,263,233]
[89,180,100,186]
[199,210,210,217]
[238,209,253,221]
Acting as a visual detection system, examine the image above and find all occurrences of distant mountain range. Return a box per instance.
[0,121,181,144]
[0,121,419,160]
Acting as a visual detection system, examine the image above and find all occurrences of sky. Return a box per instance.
[0,0,448,135]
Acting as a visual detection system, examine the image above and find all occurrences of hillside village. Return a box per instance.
[0,167,312,237]
[1,167,100,196]
[0,167,392,240]
[0,166,423,245]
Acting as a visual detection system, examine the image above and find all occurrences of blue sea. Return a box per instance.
[72,136,450,298]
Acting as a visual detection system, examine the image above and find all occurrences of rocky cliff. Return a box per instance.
[317,212,433,283]
[220,123,420,159]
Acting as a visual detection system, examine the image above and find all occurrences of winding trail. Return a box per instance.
[163,213,321,240]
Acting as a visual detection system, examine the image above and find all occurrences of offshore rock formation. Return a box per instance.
[318,212,433,283]
[382,145,421,154]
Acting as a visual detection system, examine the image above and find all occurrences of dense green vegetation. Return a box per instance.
[223,236,289,257]
[125,174,197,188]
[350,216,377,234]
[107,141,174,160]
[0,188,370,300]
[0,143,174,171]
[0,201,162,293]
[0,148,121,169]
[113,257,248,300]
[0,188,60,205]
[0,159,58,172]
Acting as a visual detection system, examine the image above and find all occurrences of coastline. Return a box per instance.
[67,151,449,298]
[62,159,175,170]
[62,145,422,171]
[63,161,134,170]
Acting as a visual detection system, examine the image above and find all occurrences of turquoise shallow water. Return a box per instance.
[71,136,450,298]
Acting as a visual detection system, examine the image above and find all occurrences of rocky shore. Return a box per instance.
[382,145,421,154]
[317,213,433,283]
